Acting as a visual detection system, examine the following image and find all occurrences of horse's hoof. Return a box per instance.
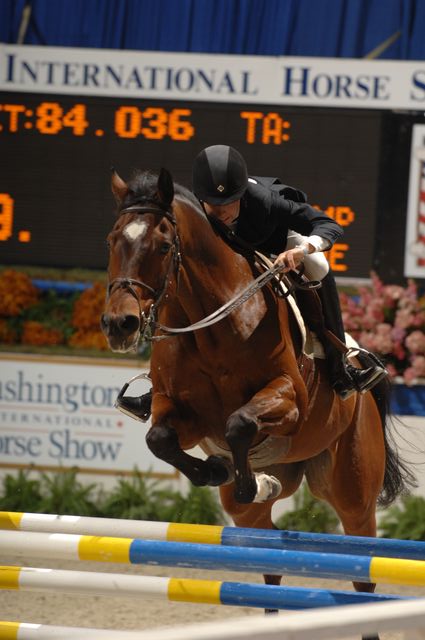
[207,455,234,486]
[253,473,282,503]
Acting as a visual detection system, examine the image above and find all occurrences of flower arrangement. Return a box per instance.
[340,272,425,385]
[1,268,424,381]
[0,269,39,316]
[0,270,107,351]
[68,282,108,350]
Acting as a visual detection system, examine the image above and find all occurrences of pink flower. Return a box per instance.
[338,272,425,379]
[394,308,416,330]
[405,330,425,355]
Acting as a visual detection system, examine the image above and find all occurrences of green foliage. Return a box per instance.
[99,470,170,520]
[37,468,101,516]
[275,484,340,533]
[166,485,225,524]
[23,290,78,339]
[0,468,43,511]
[0,465,225,523]
[0,466,227,523]
[379,495,425,540]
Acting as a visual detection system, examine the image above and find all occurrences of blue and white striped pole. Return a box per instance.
[2,512,424,560]
[1,530,424,586]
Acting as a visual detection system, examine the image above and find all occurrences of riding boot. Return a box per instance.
[115,389,152,422]
[317,273,387,399]
[114,374,153,422]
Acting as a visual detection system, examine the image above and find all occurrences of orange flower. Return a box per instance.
[68,329,108,350]
[71,282,106,331]
[0,270,39,316]
[21,321,64,346]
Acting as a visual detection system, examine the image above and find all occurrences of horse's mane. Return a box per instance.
[122,168,203,216]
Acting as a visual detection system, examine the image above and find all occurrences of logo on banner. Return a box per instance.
[405,125,425,277]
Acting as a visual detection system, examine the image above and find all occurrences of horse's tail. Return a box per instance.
[369,374,417,507]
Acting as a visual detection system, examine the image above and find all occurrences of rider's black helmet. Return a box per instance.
[192,145,248,205]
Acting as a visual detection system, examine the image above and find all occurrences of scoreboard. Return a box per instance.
[0,92,422,280]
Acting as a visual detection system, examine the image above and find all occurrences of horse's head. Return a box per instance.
[101,167,179,352]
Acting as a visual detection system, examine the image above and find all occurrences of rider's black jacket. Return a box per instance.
[235,177,343,256]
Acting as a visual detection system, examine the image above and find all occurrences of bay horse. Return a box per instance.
[101,167,413,623]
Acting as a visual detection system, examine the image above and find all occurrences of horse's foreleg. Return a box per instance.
[146,422,231,486]
[225,375,299,504]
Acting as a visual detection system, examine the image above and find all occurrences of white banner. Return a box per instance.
[1,44,425,110]
[0,355,174,477]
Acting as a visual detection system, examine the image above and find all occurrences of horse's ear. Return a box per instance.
[111,168,128,205]
[157,168,174,208]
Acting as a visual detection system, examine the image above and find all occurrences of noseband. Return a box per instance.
[107,203,181,342]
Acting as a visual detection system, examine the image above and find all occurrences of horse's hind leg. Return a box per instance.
[225,376,299,503]
[305,397,385,640]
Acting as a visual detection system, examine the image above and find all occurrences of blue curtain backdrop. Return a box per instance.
[1,0,425,59]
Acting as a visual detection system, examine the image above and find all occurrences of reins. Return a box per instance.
[107,201,321,344]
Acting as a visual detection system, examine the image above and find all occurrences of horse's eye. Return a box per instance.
[160,242,172,255]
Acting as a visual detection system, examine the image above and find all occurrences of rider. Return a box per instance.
[116,145,387,420]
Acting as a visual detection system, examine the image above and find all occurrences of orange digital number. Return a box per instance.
[0,193,14,241]
[141,107,168,139]
[114,106,195,140]
[168,109,194,141]
[61,104,89,136]
[35,102,63,134]
[114,106,141,138]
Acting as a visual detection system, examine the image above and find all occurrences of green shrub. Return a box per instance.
[275,484,340,533]
[99,470,171,520]
[379,495,425,540]
[166,485,226,524]
[37,468,101,515]
[0,468,43,511]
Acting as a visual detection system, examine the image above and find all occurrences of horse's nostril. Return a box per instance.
[120,315,140,334]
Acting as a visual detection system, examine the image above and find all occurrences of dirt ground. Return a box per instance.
[1,553,424,639]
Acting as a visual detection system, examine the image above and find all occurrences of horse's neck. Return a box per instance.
[165,206,270,341]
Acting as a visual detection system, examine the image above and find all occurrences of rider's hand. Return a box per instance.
[273,246,308,271]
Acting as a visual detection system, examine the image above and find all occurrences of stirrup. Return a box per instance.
[344,346,386,368]
[356,367,388,394]
[115,373,152,422]
[344,347,388,394]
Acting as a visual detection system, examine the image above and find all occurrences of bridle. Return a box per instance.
[106,202,321,345]
[106,203,181,342]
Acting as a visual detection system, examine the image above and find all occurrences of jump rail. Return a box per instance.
[1,530,425,586]
[1,511,425,559]
[2,599,425,640]
[0,565,403,610]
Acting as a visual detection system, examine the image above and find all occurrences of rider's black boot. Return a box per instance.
[114,374,153,422]
[115,390,152,421]
[317,273,387,399]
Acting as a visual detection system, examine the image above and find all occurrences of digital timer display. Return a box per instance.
[0,100,292,144]
[0,92,391,277]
